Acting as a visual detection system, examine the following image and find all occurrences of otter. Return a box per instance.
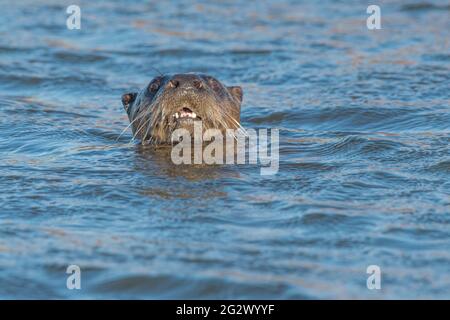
[121,73,243,145]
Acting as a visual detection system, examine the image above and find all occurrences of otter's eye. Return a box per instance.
[208,78,220,90]
[149,81,160,93]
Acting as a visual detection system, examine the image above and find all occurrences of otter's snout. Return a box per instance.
[166,74,204,91]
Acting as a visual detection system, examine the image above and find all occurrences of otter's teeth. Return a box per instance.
[173,111,198,119]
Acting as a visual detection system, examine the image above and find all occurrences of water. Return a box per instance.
[0,0,449,299]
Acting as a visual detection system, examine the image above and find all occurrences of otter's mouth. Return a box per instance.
[172,107,202,121]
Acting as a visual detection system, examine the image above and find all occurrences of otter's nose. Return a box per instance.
[169,75,204,90]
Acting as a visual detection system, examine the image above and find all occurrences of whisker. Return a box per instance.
[212,105,247,140]
[116,112,146,142]
[130,115,152,144]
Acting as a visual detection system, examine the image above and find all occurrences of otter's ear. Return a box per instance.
[228,86,243,104]
[121,92,137,112]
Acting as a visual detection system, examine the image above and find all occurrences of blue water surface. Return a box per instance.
[0,0,449,299]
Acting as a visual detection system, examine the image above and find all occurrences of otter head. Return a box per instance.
[121,73,243,144]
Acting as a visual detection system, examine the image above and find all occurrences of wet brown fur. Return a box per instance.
[121,73,243,144]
